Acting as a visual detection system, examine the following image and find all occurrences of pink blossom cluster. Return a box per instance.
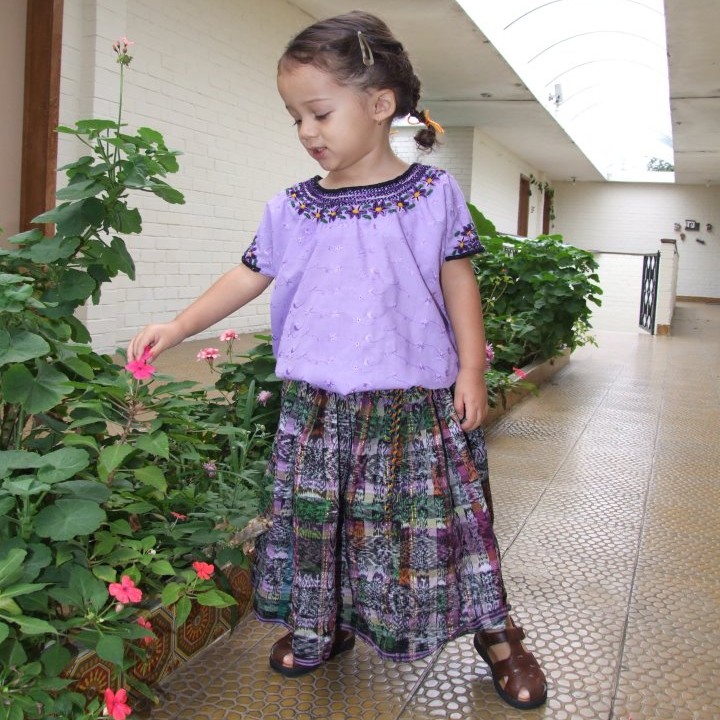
[196,347,220,362]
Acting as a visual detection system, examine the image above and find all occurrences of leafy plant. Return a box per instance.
[0,39,271,720]
[468,202,602,379]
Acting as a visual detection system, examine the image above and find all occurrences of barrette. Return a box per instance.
[423,110,445,134]
[357,31,375,67]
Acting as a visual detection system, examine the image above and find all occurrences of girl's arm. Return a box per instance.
[127,264,272,362]
[440,257,488,431]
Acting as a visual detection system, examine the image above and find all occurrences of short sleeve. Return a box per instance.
[442,173,485,261]
[241,202,276,277]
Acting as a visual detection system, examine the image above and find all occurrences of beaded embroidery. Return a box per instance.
[241,164,483,272]
[286,165,443,223]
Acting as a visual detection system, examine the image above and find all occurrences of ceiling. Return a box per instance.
[288,0,720,185]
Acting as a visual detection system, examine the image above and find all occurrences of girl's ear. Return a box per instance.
[372,89,397,123]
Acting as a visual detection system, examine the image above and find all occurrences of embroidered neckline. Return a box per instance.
[310,163,420,196]
[286,164,445,223]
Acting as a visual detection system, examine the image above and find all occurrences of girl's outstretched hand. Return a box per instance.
[127,321,185,363]
[453,367,489,432]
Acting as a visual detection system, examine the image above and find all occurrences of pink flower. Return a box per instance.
[192,561,215,580]
[512,367,528,379]
[103,688,132,720]
[108,575,143,605]
[170,511,187,521]
[219,329,239,342]
[196,347,220,362]
[202,461,217,478]
[485,342,495,369]
[137,616,154,646]
[124,346,156,380]
[256,390,273,406]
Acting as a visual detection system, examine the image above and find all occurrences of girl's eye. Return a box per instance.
[315,112,330,121]
[292,119,301,127]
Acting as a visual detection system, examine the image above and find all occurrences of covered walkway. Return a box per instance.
[151,302,720,720]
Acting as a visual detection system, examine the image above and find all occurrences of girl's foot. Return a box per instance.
[269,629,356,677]
[473,617,547,709]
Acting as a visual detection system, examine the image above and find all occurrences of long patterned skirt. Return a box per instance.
[253,380,507,666]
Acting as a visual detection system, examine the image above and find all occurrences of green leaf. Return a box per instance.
[0,621,9,644]
[33,499,106,541]
[161,582,183,606]
[174,595,192,628]
[136,430,169,458]
[1,361,73,413]
[0,597,21,615]
[56,178,106,201]
[0,582,47,599]
[109,236,136,279]
[5,228,43,246]
[0,549,27,587]
[0,329,50,364]
[137,126,165,145]
[108,204,142,234]
[26,235,82,263]
[97,444,135,482]
[91,565,117,583]
[41,641,72,677]
[33,202,80,234]
[58,269,96,303]
[54,480,111,503]
[75,118,119,132]
[37,447,90,483]
[95,634,124,667]
[149,179,185,204]
[2,613,57,635]
[195,588,236,608]
[133,465,166,493]
[149,560,176,577]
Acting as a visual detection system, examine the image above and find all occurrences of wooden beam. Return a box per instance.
[20,0,64,233]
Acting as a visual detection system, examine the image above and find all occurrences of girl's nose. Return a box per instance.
[299,120,317,142]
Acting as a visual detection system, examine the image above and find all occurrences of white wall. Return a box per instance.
[554,181,720,299]
[0,1,27,243]
[391,126,474,198]
[469,128,547,238]
[59,0,317,352]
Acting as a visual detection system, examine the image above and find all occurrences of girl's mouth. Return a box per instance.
[309,147,327,160]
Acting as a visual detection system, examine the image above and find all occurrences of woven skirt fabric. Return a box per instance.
[253,380,507,665]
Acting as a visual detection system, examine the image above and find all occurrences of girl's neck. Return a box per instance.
[319,151,409,190]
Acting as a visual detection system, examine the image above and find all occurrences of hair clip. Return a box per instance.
[357,31,374,67]
[423,110,445,134]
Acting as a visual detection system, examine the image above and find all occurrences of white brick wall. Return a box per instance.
[391,126,474,198]
[60,0,317,352]
[588,253,644,333]
[554,181,720,298]
[469,129,548,239]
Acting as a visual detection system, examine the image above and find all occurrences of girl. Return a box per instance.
[127,11,546,710]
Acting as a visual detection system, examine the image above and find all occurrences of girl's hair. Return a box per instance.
[280,11,439,150]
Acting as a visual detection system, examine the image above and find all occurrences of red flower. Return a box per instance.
[137,616,154,646]
[124,346,156,380]
[103,688,132,720]
[192,561,215,580]
[170,511,188,521]
[512,367,528,379]
[108,575,143,604]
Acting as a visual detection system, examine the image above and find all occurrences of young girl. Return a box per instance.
[127,11,546,710]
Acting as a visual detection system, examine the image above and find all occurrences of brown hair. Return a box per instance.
[279,11,439,150]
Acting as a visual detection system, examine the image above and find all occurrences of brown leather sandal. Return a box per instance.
[269,629,356,678]
[473,620,547,710]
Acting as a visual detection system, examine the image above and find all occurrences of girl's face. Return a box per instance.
[277,62,390,179]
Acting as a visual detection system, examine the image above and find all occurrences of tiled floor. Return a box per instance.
[148,302,720,720]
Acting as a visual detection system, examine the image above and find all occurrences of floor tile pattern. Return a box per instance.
[149,302,720,719]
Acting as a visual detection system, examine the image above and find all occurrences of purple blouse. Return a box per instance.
[241,163,483,395]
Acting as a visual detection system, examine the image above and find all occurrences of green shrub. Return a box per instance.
[468,203,602,374]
